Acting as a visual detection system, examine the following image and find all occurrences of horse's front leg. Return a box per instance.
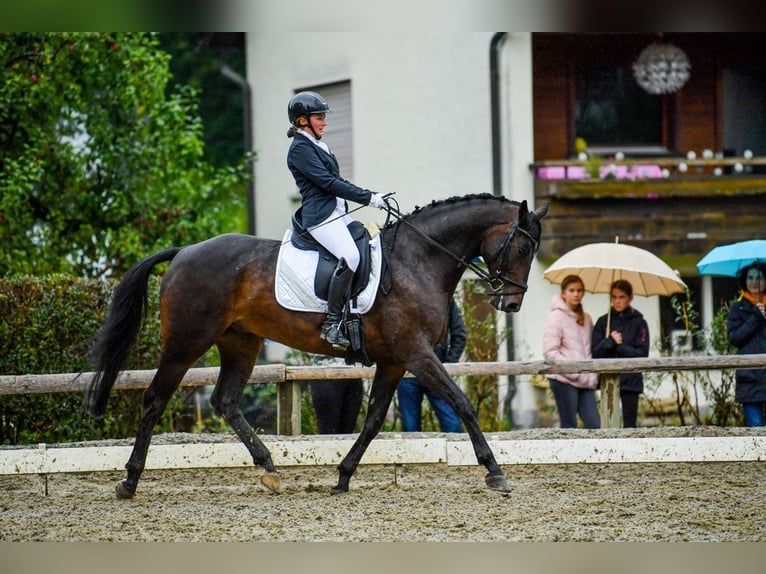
[413,358,511,493]
[333,364,405,494]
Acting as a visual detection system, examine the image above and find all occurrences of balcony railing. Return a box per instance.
[530,156,766,272]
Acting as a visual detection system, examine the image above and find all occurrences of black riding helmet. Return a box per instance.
[288,91,331,125]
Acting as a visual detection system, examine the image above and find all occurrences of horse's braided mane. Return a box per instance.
[381,193,518,230]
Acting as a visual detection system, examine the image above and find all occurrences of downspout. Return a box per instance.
[490,32,508,197]
[221,63,256,236]
[489,33,516,423]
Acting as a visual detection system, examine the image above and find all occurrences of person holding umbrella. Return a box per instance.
[726,262,766,427]
[542,274,600,429]
[591,280,650,428]
[545,239,685,427]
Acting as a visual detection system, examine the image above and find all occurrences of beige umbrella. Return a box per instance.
[543,239,687,334]
[544,241,686,296]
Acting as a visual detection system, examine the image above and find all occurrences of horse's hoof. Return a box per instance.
[260,472,283,494]
[485,473,511,492]
[330,485,348,495]
[115,481,135,499]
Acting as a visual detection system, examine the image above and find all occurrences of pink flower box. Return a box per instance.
[537,164,663,180]
[537,166,567,179]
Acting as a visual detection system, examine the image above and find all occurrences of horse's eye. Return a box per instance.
[517,245,530,257]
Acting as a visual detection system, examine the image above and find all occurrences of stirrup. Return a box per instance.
[321,320,350,350]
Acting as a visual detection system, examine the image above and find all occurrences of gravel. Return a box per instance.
[2,427,765,542]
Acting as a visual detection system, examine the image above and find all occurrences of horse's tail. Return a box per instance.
[84,247,182,418]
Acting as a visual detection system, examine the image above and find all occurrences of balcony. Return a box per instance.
[531,156,766,274]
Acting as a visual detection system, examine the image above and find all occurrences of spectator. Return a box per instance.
[726,262,766,426]
[592,279,650,428]
[397,299,466,432]
[543,274,600,428]
[307,354,363,434]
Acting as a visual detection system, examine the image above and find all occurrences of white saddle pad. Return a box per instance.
[275,230,382,314]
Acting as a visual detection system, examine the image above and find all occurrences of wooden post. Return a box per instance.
[277,380,302,436]
[599,373,621,428]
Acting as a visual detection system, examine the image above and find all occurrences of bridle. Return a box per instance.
[481,219,539,296]
[380,197,538,297]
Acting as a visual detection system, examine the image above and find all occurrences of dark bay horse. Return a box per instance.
[85,193,549,498]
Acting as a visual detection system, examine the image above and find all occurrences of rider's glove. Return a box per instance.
[368,193,387,210]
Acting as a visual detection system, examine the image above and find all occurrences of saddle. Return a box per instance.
[290,208,372,300]
[290,208,374,366]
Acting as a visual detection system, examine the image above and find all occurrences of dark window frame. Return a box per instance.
[570,61,673,157]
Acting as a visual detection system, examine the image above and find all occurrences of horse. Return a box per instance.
[84,193,549,498]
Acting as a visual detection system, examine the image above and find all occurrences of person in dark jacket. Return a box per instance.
[592,279,650,427]
[286,91,387,350]
[726,262,766,426]
[397,299,466,432]
[307,355,364,434]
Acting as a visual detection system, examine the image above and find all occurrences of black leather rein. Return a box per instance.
[384,202,537,297]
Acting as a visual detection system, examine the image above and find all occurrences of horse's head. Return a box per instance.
[482,199,549,312]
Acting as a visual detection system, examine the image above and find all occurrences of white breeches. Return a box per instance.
[308,202,360,272]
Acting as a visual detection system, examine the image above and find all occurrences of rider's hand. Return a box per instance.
[368,193,387,210]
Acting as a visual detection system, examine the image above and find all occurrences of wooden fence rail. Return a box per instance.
[1,354,765,432]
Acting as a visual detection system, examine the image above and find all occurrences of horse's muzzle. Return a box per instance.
[490,293,524,313]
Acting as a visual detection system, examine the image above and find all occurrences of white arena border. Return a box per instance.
[2,434,765,475]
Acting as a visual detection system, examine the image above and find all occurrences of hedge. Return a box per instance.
[0,275,172,444]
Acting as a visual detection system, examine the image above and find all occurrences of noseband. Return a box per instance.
[481,219,538,297]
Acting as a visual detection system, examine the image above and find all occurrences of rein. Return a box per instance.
[381,197,536,296]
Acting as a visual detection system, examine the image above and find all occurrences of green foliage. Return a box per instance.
[703,305,741,426]
[461,281,512,431]
[0,275,214,444]
[158,33,249,234]
[0,33,251,279]
[644,287,741,426]
[157,33,246,170]
[0,275,150,443]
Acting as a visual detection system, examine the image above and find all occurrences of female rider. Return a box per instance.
[286,91,387,349]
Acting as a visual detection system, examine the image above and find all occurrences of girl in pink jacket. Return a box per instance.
[542,274,600,428]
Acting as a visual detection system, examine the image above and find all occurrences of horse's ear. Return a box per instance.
[517,199,529,224]
[534,201,550,221]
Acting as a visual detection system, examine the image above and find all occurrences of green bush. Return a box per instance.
[644,287,741,426]
[0,275,165,444]
[0,275,270,444]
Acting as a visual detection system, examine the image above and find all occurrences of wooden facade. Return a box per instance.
[531,33,766,273]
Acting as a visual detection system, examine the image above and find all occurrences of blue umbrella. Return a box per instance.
[696,239,766,277]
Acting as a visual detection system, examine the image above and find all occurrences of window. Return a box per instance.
[291,81,352,206]
[575,66,665,153]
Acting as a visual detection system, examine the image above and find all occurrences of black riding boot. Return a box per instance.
[321,258,354,350]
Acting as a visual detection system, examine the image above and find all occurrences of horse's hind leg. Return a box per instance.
[333,364,405,494]
[118,359,194,499]
[209,331,282,494]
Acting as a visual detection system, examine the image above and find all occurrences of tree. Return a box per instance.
[0,32,250,278]
[157,33,246,170]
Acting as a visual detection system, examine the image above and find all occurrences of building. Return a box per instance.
[247,32,766,426]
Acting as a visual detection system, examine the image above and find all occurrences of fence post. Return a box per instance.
[277,380,302,435]
[600,373,621,428]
